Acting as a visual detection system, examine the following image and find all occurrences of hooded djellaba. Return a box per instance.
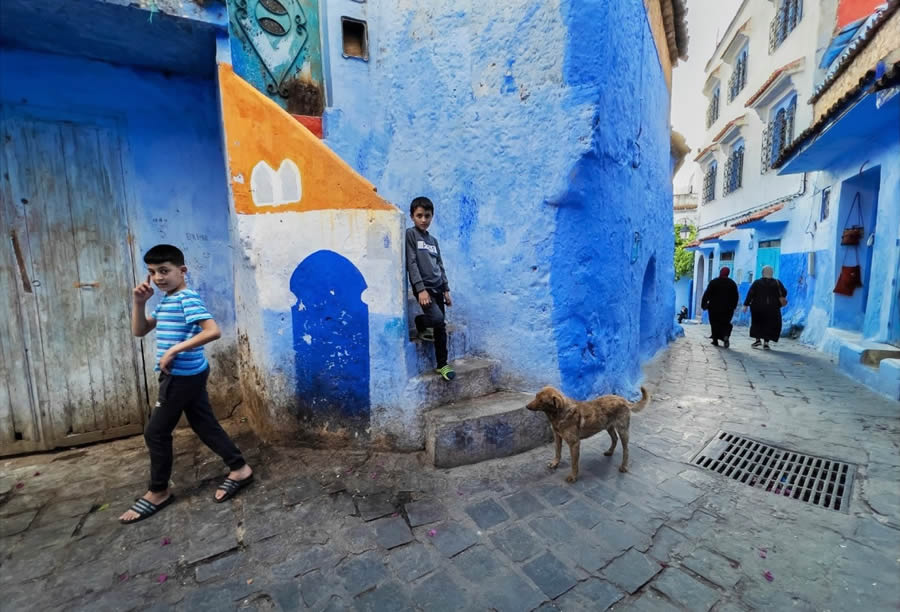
[743,265,788,349]
[701,267,739,347]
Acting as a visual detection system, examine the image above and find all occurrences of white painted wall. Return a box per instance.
[695,0,823,232]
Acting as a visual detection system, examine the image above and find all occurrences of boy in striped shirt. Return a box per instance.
[120,244,253,524]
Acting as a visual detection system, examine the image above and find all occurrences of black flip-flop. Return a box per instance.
[120,494,175,525]
[215,475,254,503]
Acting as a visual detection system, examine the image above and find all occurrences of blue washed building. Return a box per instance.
[775,2,900,399]
[0,0,689,456]
[687,0,898,400]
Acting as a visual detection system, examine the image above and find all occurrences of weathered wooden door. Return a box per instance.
[1,111,146,455]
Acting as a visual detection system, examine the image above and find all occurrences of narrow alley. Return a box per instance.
[2,324,897,611]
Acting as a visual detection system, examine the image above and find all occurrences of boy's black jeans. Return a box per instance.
[145,368,245,492]
[415,289,448,368]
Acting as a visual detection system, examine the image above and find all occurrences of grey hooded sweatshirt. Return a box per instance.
[405,226,449,294]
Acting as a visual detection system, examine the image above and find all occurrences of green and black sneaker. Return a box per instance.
[418,328,435,342]
[435,365,456,381]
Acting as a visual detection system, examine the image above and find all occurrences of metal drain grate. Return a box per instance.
[692,431,856,512]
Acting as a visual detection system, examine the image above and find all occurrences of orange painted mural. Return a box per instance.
[217,64,394,215]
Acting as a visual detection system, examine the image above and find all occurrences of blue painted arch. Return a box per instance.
[290,250,370,428]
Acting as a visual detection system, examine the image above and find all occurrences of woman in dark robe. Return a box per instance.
[701,267,739,347]
[743,265,788,349]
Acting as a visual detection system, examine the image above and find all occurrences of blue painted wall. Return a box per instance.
[320,0,675,399]
[675,277,692,319]
[0,47,238,408]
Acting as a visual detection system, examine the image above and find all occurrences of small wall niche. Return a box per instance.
[341,17,368,61]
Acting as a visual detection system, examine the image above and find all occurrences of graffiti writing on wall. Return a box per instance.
[226,0,325,115]
[291,250,370,427]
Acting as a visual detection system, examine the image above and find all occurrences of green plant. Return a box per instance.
[674,225,697,281]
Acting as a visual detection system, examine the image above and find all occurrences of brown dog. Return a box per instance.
[526,386,650,482]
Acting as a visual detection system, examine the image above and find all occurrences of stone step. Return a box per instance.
[425,391,552,468]
[861,348,900,366]
[406,324,469,377]
[408,357,500,412]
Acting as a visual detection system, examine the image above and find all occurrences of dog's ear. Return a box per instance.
[549,389,564,414]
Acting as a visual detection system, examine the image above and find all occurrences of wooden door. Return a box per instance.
[756,240,782,281]
[1,111,146,455]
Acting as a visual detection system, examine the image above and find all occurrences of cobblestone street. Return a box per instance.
[2,324,898,611]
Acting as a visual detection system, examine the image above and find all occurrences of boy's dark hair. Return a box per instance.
[144,244,185,266]
[409,196,434,216]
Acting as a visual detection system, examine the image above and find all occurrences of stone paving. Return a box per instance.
[1,324,899,611]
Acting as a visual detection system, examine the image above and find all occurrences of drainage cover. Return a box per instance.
[692,431,855,512]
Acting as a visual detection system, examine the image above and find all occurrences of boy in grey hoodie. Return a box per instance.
[405,197,455,381]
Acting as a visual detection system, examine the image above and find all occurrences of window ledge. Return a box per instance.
[745,58,805,111]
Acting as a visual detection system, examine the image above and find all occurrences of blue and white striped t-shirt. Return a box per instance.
[151,289,213,376]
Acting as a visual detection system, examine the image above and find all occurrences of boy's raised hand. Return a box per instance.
[134,274,154,304]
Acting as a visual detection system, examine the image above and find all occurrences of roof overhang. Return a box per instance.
[811,3,899,104]
[732,203,786,229]
[712,114,747,145]
[721,19,752,63]
[778,64,900,174]
[704,66,723,94]
[662,0,690,64]
[694,143,720,163]
[745,59,806,112]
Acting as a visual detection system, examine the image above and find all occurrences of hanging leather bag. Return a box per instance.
[833,247,863,296]
[840,192,864,245]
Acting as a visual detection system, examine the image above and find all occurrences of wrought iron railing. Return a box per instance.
[769,0,802,53]
[760,124,772,173]
[728,54,748,101]
[761,97,796,172]
[706,92,720,128]
[703,164,717,203]
[724,147,744,195]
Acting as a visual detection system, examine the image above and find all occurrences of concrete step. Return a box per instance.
[425,391,552,468]
[837,342,900,401]
[408,357,500,412]
[861,348,900,366]
[406,324,469,377]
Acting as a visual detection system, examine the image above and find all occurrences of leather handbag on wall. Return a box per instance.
[833,265,863,296]
[840,193,864,245]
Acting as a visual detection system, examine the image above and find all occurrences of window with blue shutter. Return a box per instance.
[728,46,749,102]
[770,0,803,53]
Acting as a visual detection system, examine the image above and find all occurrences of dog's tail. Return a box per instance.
[630,386,650,413]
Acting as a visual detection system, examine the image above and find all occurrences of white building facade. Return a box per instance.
[689,0,824,333]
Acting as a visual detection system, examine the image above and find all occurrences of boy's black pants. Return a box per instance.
[145,368,245,492]
[415,290,448,368]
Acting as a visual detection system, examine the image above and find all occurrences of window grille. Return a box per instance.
[770,0,803,53]
[706,89,720,128]
[724,145,744,195]
[760,123,772,173]
[728,50,748,101]
[763,96,797,172]
[703,161,717,203]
